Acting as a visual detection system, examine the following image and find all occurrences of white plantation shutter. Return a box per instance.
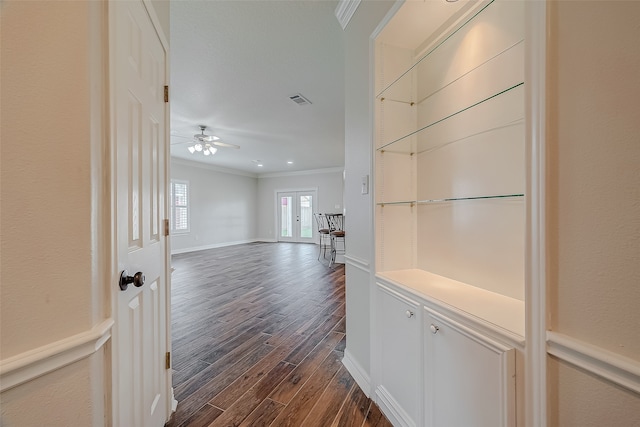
[170,180,189,232]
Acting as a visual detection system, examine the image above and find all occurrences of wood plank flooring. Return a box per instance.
[166,242,392,427]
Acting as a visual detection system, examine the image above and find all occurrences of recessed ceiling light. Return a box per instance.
[257,164,263,167]
[287,161,293,165]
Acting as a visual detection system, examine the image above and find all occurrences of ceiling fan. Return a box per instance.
[172,125,240,156]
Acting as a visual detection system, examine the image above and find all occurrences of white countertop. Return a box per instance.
[377,269,525,342]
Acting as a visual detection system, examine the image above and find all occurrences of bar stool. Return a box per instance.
[325,213,345,267]
[314,213,331,260]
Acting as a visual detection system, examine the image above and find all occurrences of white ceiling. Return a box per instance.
[169,0,345,175]
[169,0,470,175]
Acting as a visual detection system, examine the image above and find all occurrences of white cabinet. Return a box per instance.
[376,283,421,427]
[424,308,516,427]
[375,280,519,427]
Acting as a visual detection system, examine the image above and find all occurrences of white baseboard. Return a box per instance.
[547,331,640,394]
[0,318,114,392]
[171,387,178,412]
[375,385,416,427]
[171,239,259,255]
[342,348,372,397]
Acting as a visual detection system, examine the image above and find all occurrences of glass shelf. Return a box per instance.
[377,82,524,155]
[376,193,524,207]
[376,0,496,100]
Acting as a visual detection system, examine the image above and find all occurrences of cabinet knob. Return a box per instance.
[430,324,439,334]
[405,310,414,318]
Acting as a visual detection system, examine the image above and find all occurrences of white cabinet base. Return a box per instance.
[424,307,516,427]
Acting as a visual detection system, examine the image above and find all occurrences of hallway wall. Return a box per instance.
[0,1,110,425]
[546,1,640,424]
[342,0,395,393]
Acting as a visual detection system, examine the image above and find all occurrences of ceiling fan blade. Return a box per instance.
[194,134,220,142]
[212,141,240,149]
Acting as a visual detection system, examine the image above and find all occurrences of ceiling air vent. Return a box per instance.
[289,93,312,106]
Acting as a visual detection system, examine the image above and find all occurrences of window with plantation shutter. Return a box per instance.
[170,180,189,233]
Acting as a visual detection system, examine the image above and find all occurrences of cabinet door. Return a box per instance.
[424,308,515,427]
[376,283,421,427]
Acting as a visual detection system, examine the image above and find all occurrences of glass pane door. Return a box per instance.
[280,195,294,239]
[277,190,316,243]
[299,194,313,239]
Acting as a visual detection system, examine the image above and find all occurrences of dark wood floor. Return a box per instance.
[166,242,392,427]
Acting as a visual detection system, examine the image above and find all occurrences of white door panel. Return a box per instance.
[112,1,169,426]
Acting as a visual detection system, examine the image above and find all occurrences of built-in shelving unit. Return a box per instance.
[372,1,526,425]
[374,0,526,321]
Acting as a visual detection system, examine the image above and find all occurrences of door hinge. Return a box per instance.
[164,219,170,236]
[165,352,171,370]
[164,85,169,103]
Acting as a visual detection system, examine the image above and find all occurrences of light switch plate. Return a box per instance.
[361,175,369,195]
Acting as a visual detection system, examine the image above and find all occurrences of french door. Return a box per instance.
[277,190,316,243]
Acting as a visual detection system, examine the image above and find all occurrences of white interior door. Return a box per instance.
[112,1,170,426]
[277,190,316,243]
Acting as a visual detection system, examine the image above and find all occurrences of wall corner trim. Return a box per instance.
[0,318,114,392]
[546,331,640,394]
[343,348,371,396]
[344,254,370,272]
[335,0,362,30]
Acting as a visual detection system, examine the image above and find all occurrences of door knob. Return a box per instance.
[119,270,145,291]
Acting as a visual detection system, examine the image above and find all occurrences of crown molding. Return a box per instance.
[335,0,362,30]
[258,166,344,179]
[171,157,344,179]
[171,157,259,178]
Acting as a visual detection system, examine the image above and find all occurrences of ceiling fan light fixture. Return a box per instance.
[196,125,220,142]
[184,126,237,156]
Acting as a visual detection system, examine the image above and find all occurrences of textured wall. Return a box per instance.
[1,0,96,361]
[547,0,640,422]
[548,357,640,426]
[0,1,107,425]
[548,0,640,366]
